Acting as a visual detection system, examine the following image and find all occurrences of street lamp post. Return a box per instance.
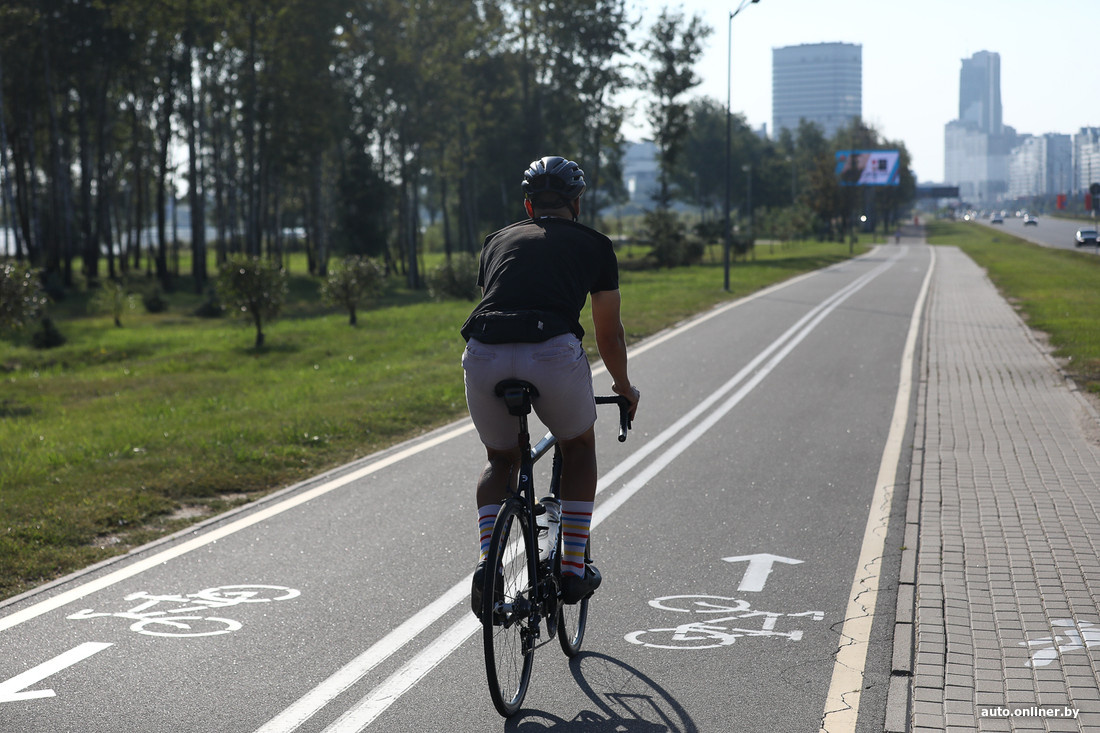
[743,163,752,242]
[724,0,760,291]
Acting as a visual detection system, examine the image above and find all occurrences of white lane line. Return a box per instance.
[320,615,482,733]
[300,249,906,733]
[818,246,935,732]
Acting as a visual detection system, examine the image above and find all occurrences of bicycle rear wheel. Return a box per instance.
[482,500,536,717]
[557,539,591,657]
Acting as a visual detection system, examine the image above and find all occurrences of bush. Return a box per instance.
[216,255,289,348]
[142,288,169,313]
[90,280,137,327]
[321,256,386,325]
[31,317,65,349]
[0,261,47,333]
[644,210,703,268]
[193,289,225,319]
[426,253,479,301]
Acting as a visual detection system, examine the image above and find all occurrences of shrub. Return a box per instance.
[91,280,137,327]
[644,210,702,268]
[31,317,65,349]
[193,288,224,319]
[426,253,479,301]
[216,255,289,348]
[142,288,169,313]
[0,261,47,333]
[321,256,386,325]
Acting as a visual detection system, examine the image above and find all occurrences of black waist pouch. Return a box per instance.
[461,310,573,344]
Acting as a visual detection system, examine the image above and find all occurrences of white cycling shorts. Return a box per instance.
[462,334,596,451]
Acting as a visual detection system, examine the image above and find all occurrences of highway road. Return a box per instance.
[1,243,934,733]
[978,212,1100,253]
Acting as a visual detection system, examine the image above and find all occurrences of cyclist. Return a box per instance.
[461,155,640,615]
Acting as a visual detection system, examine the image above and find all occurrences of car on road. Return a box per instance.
[1074,228,1099,247]
[1023,215,1039,226]
[990,214,1004,224]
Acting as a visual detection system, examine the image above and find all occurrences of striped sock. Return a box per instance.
[560,500,594,577]
[477,504,499,564]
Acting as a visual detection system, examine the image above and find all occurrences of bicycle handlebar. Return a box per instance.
[595,395,633,442]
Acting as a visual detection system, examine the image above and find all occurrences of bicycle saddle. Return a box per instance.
[494,379,539,416]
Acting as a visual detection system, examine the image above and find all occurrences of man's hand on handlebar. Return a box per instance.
[612,383,640,421]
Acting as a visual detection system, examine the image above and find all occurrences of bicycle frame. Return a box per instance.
[482,381,630,717]
[496,383,630,630]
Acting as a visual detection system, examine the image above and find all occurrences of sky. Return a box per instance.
[624,0,1100,183]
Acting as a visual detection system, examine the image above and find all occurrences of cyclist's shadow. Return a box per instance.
[504,652,697,732]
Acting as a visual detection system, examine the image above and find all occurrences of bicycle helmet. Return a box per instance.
[522,156,587,201]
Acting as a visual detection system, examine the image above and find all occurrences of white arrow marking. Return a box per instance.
[723,554,804,592]
[0,642,113,703]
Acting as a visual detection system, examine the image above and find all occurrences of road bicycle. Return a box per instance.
[480,379,631,718]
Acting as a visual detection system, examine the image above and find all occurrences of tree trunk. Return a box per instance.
[0,54,24,262]
[186,41,207,293]
[154,51,175,290]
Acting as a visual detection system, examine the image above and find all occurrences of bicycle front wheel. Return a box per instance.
[482,499,536,718]
[557,538,590,657]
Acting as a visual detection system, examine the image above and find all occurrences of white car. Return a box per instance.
[1075,229,1098,247]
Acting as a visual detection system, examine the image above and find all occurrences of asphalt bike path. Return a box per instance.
[0,243,934,732]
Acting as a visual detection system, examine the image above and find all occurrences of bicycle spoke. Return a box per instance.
[483,502,535,717]
[557,540,590,657]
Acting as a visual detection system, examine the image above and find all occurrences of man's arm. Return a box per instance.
[591,289,639,418]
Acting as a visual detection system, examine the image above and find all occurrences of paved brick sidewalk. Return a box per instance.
[896,245,1100,732]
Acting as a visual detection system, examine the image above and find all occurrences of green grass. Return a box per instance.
[0,239,863,601]
[926,220,1100,394]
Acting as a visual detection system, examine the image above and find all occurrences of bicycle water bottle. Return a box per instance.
[536,497,561,561]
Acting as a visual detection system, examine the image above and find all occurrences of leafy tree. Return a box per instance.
[216,255,288,348]
[91,280,136,328]
[321,256,386,326]
[642,8,712,209]
[644,209,702,268]
[0,261,47,333]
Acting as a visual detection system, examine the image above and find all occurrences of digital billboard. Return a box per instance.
[835,150,901,186]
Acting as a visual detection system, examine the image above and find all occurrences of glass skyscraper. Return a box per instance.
[958,51,1002,135]
[772,42,862,140]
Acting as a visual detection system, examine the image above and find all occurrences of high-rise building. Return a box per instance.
[772,42,861,140]
[1007,134,1071,200]
[958,51,1002,135]
[1073,128,1100,195]
[944,51,1016,203]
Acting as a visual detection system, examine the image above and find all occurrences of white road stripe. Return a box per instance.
[300,249,906,732]
[818,246,935,732]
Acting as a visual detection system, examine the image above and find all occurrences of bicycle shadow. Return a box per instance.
[504,652,697,732]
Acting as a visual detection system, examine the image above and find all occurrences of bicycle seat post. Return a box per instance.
[494,379,539,464]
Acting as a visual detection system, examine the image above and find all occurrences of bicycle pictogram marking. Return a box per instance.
[1021,618,1100,668]
[67,584,300,638]
[624,595,824,650]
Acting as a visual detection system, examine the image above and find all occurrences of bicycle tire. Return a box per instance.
[557,539,590,657]
[482,499,536,718]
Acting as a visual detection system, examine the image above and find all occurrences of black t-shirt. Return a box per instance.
[460,217,619,343]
